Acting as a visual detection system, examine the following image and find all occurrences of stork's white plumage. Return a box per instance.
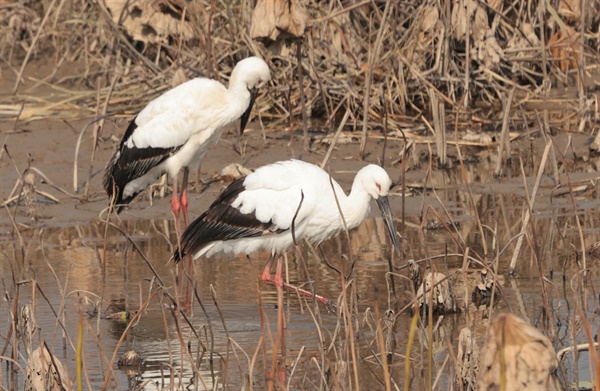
[173,159,401,303]
[103,57,270,226]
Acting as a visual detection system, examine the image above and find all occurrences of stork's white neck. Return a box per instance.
[340,181,372,230]
[228,68,249,94]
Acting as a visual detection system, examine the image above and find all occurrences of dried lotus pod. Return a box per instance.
[477,313,558,390]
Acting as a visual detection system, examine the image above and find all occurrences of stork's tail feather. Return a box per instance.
[172,247,185,263]
[103,153,127,213]
[172,217,205,263]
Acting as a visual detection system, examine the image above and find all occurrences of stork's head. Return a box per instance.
[356,164,401,256]
[231,56,271,91]
[357,164,393,200]
[232,57,270,134]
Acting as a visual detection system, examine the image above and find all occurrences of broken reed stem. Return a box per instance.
[428,88,446,167]
[321,109,350,169]
[555,136,589,271]
[494,88,515,177]
[509,140,552,274]
[287,345,306,389]
[173,306,211,390]
[297,40,308,150]
[73,114,110,193]
[248,334,264,391]
[77,299,83,391]
[373,294,391,391]
[85,74,119,199]
[211,284,233,386]
[13,0,59,93]
[404,312,419,391]
[427,267,434,391]
[454,96,488,255]
[360,0,392,159]
[327,169,360,390]
[185,275,216,384]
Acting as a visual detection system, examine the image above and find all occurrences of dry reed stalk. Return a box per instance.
[404,312,419,391]
[176,275,215,384]
[494,88,514,177]
[286,345,305,389]
[374,301,392,391]
[320,109,350,169]
[428,88,446,167]
[326,168,364,389]
[508,140,553,274]
[359,0,392,159]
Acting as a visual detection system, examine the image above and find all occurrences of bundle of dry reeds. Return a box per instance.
[2,0,599,136]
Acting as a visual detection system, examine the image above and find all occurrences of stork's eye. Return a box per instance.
[376,183,381,192]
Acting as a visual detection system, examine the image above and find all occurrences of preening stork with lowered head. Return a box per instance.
[103,57,270,230]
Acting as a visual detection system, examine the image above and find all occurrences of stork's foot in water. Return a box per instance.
[260,273,332,308]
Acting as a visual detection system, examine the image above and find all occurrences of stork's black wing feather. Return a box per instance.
[173,177,284,262]
[103,117,181,212]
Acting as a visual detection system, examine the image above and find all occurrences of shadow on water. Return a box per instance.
[1,151,599,390]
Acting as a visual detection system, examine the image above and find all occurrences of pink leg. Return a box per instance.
[172,177,191,310]
[180,167,190,227]
[171,179,182,240]
[261,255,330,305]
[261,257,275,282]
[270,255,286,385]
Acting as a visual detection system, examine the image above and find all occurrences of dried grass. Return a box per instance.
[1,0,598,142]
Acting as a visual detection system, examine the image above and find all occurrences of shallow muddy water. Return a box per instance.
[1,126,599,389]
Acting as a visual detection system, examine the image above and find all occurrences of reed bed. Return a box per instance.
[2,135,599,389]
[2,0,599,141]
[2,0,600,390]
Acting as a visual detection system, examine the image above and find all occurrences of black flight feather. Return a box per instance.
[103,117,181,213]
[173,177,284,262]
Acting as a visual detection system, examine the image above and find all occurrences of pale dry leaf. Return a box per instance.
[558,0,580,19]
[506,23,542,73]
[456,327,479,389]
[451,0,478,40]
[103,0,194,44]
[471,4,489,41]
[170,67,188,88]
[486,0,502,11]
[250,0,306,41]
[250,0,278,41]
[477,34,503,68]
[416,271,458,314]
[275,0,306,38]
[548,25,581,72]
[26,344,73,391]
[477,313,558,390]
[421,6,439,33]
[218,163,253,181]
[463,131,493,143]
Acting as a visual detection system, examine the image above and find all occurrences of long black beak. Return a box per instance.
[240,87,259,136]
[376,195,401,257]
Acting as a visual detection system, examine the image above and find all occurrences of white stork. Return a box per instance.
[173,159,401,304]
[103,56,270,229]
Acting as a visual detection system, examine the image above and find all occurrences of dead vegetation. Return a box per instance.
[478,313,560,390]
[2,0,600,390]
[1,0,599,140]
